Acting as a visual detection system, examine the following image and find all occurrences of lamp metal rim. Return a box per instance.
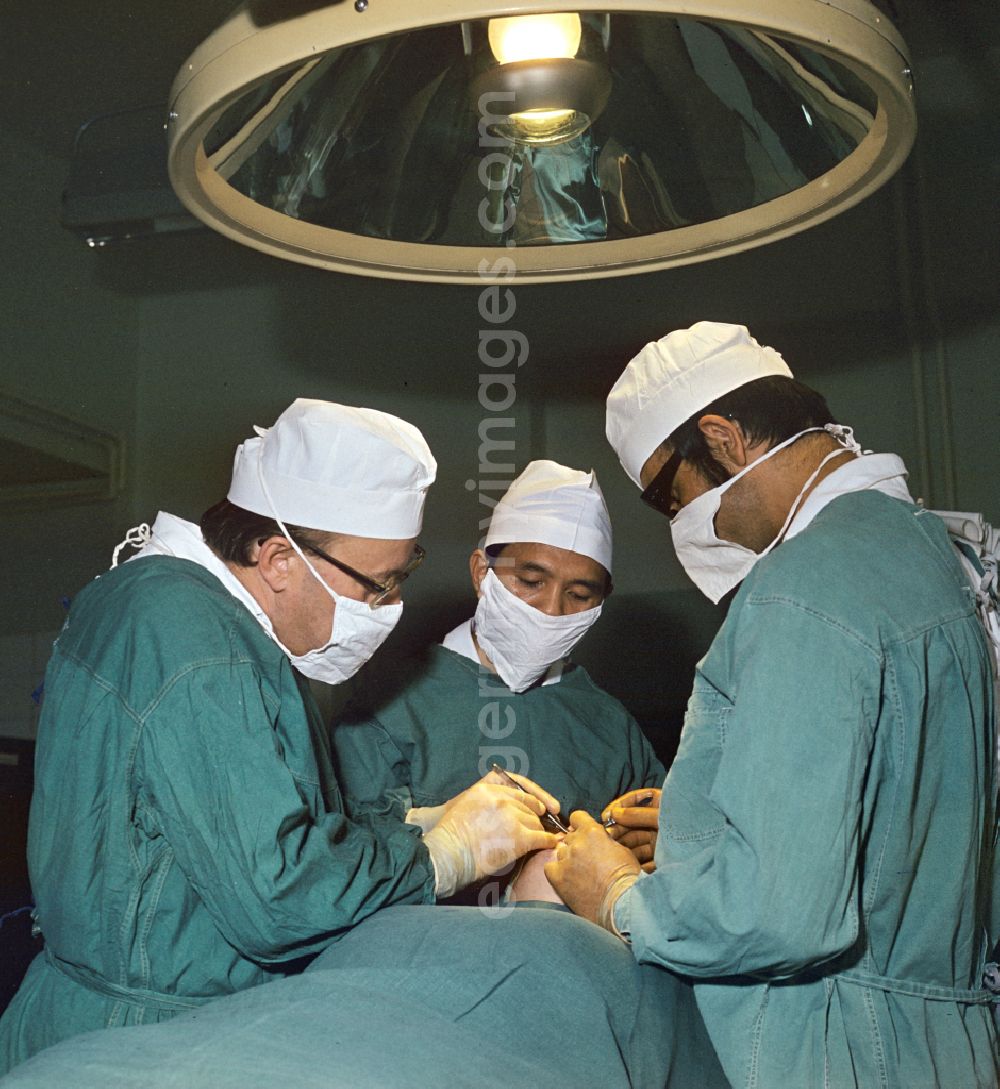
[167,0,916,284]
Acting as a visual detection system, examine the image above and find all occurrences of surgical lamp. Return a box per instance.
[166,1,916,283]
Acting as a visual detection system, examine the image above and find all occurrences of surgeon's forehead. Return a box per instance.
[334,533,416,577]
[494,541,606,584]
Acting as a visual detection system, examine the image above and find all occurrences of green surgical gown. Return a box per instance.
[0,556,434,1074]
[331,640,665,825]
[617,492,999,1088]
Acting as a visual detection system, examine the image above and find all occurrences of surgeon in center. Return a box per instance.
[333,459,665,903]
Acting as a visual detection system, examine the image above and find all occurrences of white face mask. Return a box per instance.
[473,568,602,693]
[282,550,402,685]
[255,461,403,685]
[670,424,861,605]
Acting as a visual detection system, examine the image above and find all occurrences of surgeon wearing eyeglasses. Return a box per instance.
[0,399,561,1074]
[544,323,998,1089]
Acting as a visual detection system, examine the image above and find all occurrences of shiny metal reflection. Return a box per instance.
[214,18,877,246]
[167,1,916,283]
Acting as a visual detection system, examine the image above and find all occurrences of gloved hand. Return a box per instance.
[409,767,560,835]
[601,788,661,873]
[544,811,640,935]
[422,771,562,897]
[405,804,448,834]
[423,772,561,898]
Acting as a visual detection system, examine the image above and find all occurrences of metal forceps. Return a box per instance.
[489,763,569,834]
[603,793,655,828]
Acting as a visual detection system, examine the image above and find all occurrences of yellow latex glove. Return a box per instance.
[423,771,561,898]
[545,810,640,935]
[602,787,661,873]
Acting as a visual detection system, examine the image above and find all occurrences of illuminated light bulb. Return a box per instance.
[488,12,582,65]
[507,107,579,143]
[485,13,588,144]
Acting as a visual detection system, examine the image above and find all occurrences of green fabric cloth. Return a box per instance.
[0,905,728,1089]
[331,639,665,824]
[618,493,999,1088]
[0,556,434,1074]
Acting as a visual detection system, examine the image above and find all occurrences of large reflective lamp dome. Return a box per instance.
[166,0,916,283]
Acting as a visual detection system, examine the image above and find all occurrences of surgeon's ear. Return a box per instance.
[256,536,297,593]
[469,548,489,597]
[697,414,749,472]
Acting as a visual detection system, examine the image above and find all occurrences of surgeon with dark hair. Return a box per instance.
[548,322,998,1088]
[0,399,560,1073]
[333,459,665,904]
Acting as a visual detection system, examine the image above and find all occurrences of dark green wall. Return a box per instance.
[2,1,997,746]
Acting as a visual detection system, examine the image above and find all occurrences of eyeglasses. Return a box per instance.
[302,541,425,608]
[640,449,683,519]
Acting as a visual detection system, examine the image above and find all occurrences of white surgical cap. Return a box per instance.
[484,460,613,574]
[228,399,436,538]
[606,321,793,487]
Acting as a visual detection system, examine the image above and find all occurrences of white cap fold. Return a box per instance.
[606,321,794,486]
[484,460,613,574]
[227,399,436,538]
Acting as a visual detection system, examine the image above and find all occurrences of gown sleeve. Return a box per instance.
[329,704,415,822]
[137,660,435,965]
[621,596,879,979]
